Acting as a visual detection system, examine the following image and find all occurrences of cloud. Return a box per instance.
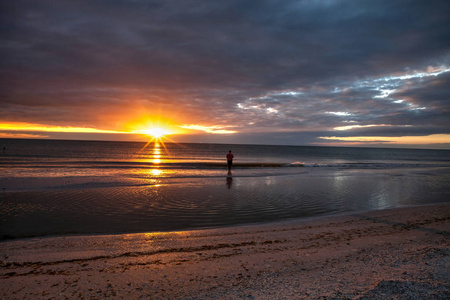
[180,124,237,134]
[0,122,125,134]
[319,134,450,146]
[0,132,48,139]
[1,0,449,147]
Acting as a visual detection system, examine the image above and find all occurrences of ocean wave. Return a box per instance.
[291,162,450,169]
[3,159,449,171]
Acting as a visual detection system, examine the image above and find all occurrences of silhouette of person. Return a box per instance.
[226,150,234,173]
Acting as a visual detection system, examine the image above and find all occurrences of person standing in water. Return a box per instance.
[226,150,234,173]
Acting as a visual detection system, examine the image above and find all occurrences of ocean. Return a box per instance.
[1,138,449,239]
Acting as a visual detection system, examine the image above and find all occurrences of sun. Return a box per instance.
[139,126,174,155]
[143,127,169,139]
[139,127,171,151]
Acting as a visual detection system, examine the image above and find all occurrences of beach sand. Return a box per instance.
[1,204,449,299]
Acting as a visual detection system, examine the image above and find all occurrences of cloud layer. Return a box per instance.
[1,0,449,147]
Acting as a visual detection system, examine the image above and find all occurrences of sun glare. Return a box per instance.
[138,124,174,154]
[143,128,169,138]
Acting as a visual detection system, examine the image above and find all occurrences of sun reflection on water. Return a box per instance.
[152,142,162,164]
[150,169,163,176]
[134,139,180,179]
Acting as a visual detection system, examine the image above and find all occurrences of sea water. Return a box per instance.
[1,139,449,239]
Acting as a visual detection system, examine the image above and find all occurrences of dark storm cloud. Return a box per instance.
[1,0,449,145]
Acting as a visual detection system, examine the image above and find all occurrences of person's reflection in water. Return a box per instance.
[226,176,233,189]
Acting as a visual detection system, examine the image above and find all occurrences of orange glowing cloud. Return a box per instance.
[0,132,48,139]
[179,124,237,134]
[0,122,125,134]
[319,134,450,145]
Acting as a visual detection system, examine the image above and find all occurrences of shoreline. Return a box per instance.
[1,203,449,299]
[0,202,445,242]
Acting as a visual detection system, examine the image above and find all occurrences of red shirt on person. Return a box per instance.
[226,152,234,161]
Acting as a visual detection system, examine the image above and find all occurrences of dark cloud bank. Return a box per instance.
[1,0,449,147]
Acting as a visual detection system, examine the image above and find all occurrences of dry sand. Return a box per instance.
[1,204,449,299]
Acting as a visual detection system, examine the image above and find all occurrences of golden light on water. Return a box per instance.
[153,146,161,157]
[150,169,163,176]
[148,141,163,164]
[139,134,171,173]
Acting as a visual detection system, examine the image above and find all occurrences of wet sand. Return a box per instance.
[1,203,449,299]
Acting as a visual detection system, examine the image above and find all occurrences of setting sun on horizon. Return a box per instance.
[141,127,169,139]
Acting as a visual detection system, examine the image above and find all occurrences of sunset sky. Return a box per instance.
[1,0,450,148]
